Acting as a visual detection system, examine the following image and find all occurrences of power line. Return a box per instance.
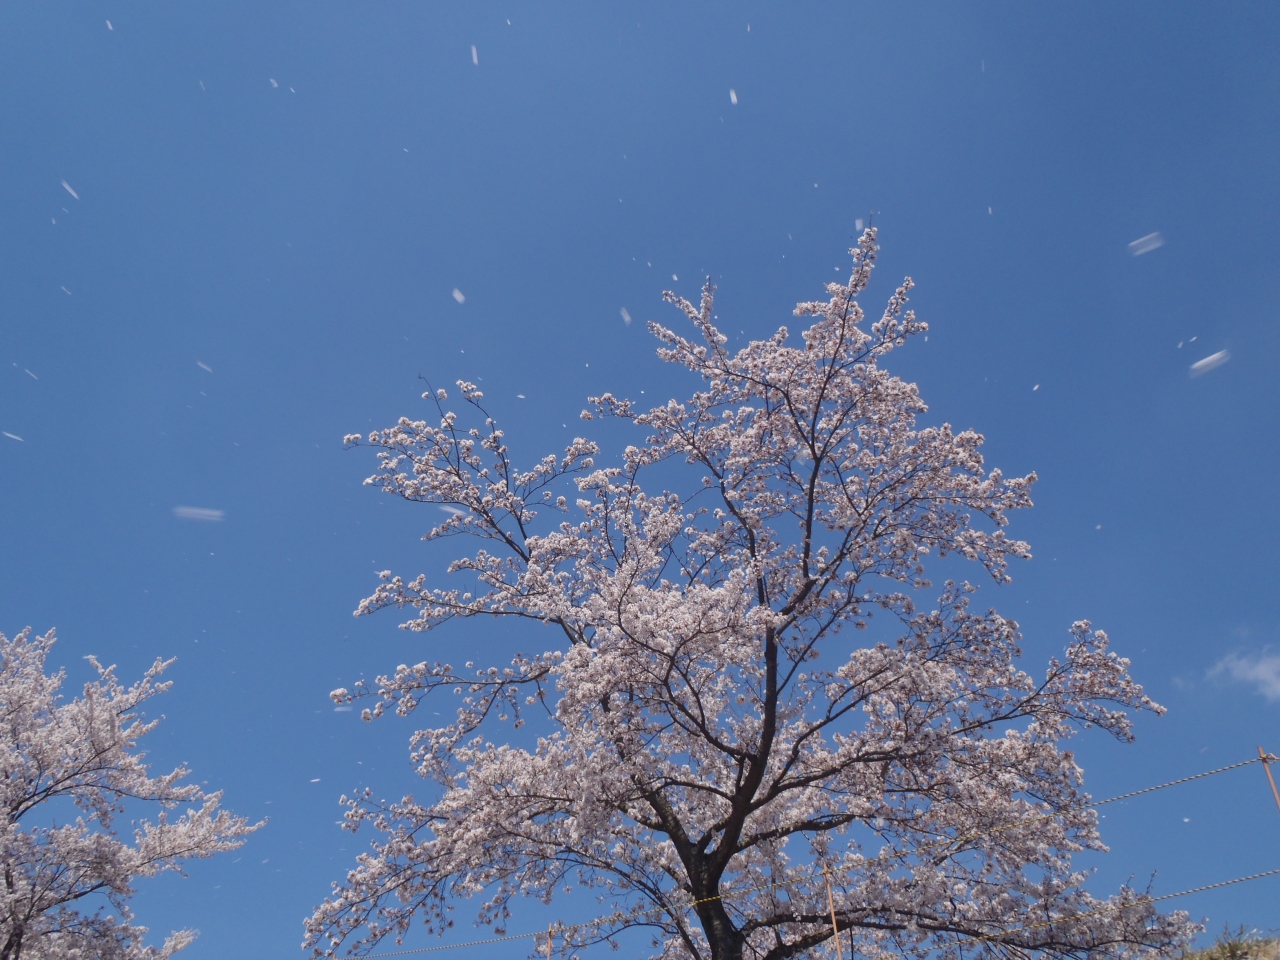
[350,754,1276,959]
[956,866,1280,949]
[668,754,1274,917]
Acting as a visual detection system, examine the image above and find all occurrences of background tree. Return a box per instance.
[308,230,1195,960]
[0,628,262,960]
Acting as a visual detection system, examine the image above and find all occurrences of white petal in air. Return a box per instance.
[729,88,738,105]
[3,432,23,442]
[269,78,278,88]
[620,308,632,326]
[61,180,79,200]
[1189,350,1229,377]
[1128,232,1164,256]
[197,360,213,373]
[471,45,478,65]
[173,506,225,521]
[452,288,466,304]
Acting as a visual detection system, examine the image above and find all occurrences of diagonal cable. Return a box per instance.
[352,755,1273,959]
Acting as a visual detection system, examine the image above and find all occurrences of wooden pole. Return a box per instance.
[546,924,554,960]
[825,870,842,960]
[1260,747,1280,817]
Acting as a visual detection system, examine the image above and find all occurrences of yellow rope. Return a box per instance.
[352,755,1274,959]
[360,866,1280,958]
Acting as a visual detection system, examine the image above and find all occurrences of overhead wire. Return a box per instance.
[350,754,1278,959]
[955,866,1280,949]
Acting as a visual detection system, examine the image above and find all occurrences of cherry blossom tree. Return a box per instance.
[0,628,262,960]
[309,230,1195,960]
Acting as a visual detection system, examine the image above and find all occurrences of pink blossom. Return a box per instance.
[310,230,1195,960]
[0,629,262,960]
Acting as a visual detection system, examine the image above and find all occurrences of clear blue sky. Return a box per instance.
[3,3,1279,957]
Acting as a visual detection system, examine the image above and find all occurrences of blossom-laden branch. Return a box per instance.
[311,230,1195,960]
[0,629,263,960]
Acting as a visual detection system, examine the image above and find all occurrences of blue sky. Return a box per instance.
[3,3,1279,957]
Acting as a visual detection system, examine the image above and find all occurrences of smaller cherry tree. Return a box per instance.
[0,628,262,960]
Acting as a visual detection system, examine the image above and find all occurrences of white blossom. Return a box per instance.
[0,629,262,960]
[311,230,1195,960]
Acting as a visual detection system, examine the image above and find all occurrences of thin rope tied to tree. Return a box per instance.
[353,755,1275,959]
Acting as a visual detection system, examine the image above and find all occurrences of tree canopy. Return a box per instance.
[0,628,261,960]
[307,230,1194,960]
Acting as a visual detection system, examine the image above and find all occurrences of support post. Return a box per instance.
[825,870,842,960]
[1260,747,1280,816]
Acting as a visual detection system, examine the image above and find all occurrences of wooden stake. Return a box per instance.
[825,870,842,960]
[546,924,554,960]
[1261,747,1280,817]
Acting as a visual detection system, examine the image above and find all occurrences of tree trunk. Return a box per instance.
[0,922,24,960]
[697,896,745,960]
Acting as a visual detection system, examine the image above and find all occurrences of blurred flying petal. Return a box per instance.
[471,45,478,65]
[452,288,466,303]
[620,307,632,325]
[60,180,80,200]
[1189,350,1229,377]
[729,88,738,105]
[173,506,225,521]
[1128,232,1164,256]
[3,432,23,442]
[197,360,213,373]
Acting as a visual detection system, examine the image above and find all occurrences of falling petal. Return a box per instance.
[1128,232,1164,256]
[1189,350,1229,377]
[173,506,225,521]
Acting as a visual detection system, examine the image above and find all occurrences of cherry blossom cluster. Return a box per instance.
[0,628,261,960]
[310,230,1195,960]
